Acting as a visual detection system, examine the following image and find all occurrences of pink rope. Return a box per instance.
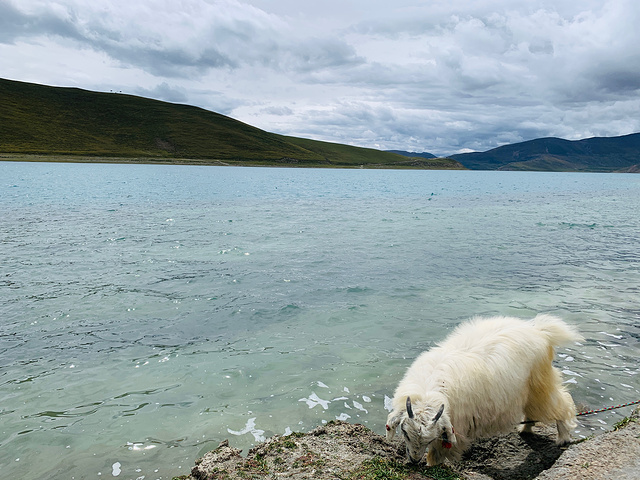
[520,399,640,425]
[576,399,640,417]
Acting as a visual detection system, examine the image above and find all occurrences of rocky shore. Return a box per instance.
[174,407,639,480]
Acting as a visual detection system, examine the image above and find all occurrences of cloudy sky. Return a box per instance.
[2,0,639,155]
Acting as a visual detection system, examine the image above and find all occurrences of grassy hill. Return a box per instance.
[0,78,463,169]
[451,134,640,172]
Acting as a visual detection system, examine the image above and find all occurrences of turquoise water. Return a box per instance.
[1,162,639,480]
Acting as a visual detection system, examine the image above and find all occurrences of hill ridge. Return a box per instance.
[0,78,462,170]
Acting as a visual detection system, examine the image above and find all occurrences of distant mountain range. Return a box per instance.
[450,134,640,172]
[0,78,462,170]
[392,134,640,172]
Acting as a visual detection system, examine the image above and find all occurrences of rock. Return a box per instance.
[187,421,453,479]
[456,424,565,479]
[191,439,243,479]
[535,407,640,480]
[180,407,640,480]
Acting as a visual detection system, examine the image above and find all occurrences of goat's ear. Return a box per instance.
[432,404,445,424]
[406,396,414,419]
[385,411,402,441]
[442,415,457,446]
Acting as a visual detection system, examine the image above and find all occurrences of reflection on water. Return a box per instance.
[1,163,639,479]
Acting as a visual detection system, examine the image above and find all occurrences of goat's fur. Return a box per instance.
[385,314,582,465]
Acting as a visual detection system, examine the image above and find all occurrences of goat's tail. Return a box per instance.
[532,314,583,346]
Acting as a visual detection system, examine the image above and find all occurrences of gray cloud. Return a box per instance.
[0,1,80,43]
[134,82,187,104]
[260,105,294,116]
[1,0,361,78]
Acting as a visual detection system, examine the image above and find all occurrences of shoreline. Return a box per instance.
[0,153,466,170]
[173,406,640,480]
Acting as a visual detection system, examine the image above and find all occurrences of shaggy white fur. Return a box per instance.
[385,314,582,465]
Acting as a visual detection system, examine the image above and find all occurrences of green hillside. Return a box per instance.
[0,78,463,169]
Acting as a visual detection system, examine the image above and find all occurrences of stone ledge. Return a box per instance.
[177,406,640,480]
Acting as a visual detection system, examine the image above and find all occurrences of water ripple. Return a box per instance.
[1,166,639,480]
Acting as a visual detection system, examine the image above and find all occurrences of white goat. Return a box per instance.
[385,314,582,465]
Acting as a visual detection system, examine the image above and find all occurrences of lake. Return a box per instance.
[1,162,639,480]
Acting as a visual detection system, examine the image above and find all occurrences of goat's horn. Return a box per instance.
[432,404,444,424]
[406,397,414,419]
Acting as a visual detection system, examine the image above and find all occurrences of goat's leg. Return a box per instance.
[556,419,572,445]
[520,419,535,434]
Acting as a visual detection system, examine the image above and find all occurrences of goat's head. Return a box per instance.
[386,397,456,463]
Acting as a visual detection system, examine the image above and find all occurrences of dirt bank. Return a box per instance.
[176,407,639,480]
